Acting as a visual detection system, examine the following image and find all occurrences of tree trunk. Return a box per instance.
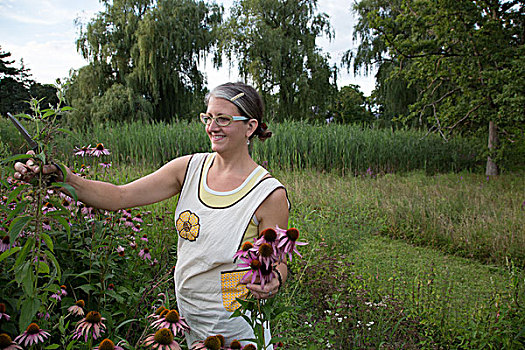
[486,120,499,176]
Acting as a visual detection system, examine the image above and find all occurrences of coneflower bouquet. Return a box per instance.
[232,225,306,350]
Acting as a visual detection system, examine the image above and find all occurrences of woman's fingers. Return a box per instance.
[246,279,279,299]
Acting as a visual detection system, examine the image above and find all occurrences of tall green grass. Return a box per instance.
[45,120,482,174]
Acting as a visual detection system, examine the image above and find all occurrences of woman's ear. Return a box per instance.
[246,119,258,138]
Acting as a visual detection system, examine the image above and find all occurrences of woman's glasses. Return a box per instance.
[200,113,249,127]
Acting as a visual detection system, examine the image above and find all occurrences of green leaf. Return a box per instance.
[35,151,46,165]
[55,182,77,202]
[0,153,33,164]
[45,344,60,349]
[6,200,28,221]
[44,250,61,281]
[37,261,50,274]
[15,237,35,267]
[19,297,41,331]
[0,246,21,263]
[78,284,95,294]
[9,215,32,243]
[21,262,34,295]
[6,184,30,204]
[41,233,54,252]
[54,216,71,240]
[115,318,138,331]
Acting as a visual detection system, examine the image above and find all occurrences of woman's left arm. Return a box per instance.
[247,187,289,299]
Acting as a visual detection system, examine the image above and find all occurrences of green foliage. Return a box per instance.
[275,169,525,348]
[331,84,373,124]
[218,0,337,121]
[347,0,525,173]
[70,0,222,124]
[0,46,59,115]
[10,120,482,175]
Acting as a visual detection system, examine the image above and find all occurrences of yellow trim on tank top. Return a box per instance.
[200,153,268,208]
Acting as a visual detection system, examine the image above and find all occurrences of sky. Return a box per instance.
[0,0,376,96]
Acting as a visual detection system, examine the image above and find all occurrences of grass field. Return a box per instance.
[86,165,525,348]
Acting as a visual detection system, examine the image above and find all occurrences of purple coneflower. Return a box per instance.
[91,143,111,157]
[254,228,280,256]
[14,322,50,347]
[0,236,15,253]
[0,303,10,321]
[42,218,52,231]
[117,245,125,257]
[143,328,182,350]
[254,242,277,270]
[238,256,265,287]
[132,223,142,232]
[0,333,22,350]
[140,233,148,241]
[74,145,92,157]
[192,334,225,350]
[42,201,56,214]
[151,309,190,336]
[37,312,50,320]
[50,285,67,301]
[233,241,254,261]
[276,227,307,261]
[99,162,112,169]
[94,338,124,350]
[73,311,106,341]
[67,300,85,316]
[139,247,151,260]
[134,214,144,223]
[147,306,167,320]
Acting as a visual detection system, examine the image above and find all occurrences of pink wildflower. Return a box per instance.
[14,322,50,347]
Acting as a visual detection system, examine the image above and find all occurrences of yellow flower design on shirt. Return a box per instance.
[176,210,200,241]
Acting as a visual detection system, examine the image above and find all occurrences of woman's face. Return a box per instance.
[205,96,257,154]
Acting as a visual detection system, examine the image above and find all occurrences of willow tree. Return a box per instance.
[346,0,525,174]
[72,0,222,122]
[218,0,336,121]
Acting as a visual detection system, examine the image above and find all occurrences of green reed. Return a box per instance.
[46,120,481,174]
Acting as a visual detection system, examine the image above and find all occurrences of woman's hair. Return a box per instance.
[206,82,272,141]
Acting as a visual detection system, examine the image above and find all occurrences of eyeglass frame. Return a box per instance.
[199,113,250,127]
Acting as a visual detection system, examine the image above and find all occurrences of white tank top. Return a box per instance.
[174,153,287,346]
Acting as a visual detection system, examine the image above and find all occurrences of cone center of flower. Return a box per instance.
[286,228,299,241]
[1,235,9,244]
[0,303,6,313]
[86,311,102,323]
[165,310,180,323]
[99,338,115,350]
[250,259,261,270]
[0,333,13,347]
[262,228,277,242]
[76,300,85,307]
[96,143,104,150]
[241,241,253,251]
[259,243,273,257]
[204,336,221,350]
[26,323,41,334]
[154,328,174,345]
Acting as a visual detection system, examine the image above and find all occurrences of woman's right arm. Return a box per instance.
[14,155,192,211]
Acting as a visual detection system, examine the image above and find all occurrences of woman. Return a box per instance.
[14,82,289,347]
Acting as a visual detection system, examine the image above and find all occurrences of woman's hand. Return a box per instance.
[246,272,281,300]
[13,151,62,183]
